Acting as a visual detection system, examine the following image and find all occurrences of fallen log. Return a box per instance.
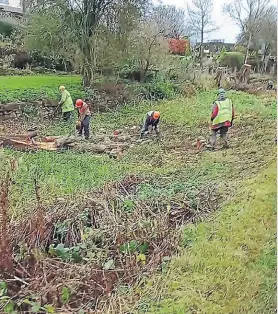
[109,134,131,142]
[42,136,63,142]
[0,132,37,142]
[55,135,76,148]
[74,143,107,153]
[105,143,130,149]
[3,102,24,111]
[92,135,106,143]
[1,139,57,151]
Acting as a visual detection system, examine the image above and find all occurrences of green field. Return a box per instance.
[0,75,84,102]
[0,75,276,313]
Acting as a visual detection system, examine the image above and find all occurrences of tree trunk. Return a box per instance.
[141,60,150,83]
[244,32,252,64]
[262,44,270,74]
[82,41,94,88]
[81,0,96,88]
[200,19,204,69]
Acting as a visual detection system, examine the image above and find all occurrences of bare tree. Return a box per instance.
[151,4,187,38]
[223,0,270,64]
[257,6,277,58]
[128,19,169,82]
[187,0,217,68]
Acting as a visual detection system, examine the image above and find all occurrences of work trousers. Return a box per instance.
[210,126,229,148]
[78,115,90,139]
[141,121,159,136]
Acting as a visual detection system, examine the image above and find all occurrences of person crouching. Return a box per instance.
[75,99,91,140]
[140,111,160,138]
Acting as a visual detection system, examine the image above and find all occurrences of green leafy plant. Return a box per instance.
[61,287,71,304]
[122,199,135,212]
[23,299,55,313]
[103,259,115,270]
[48,243,83,262]
[120,239,139,254]
[119,240,149,255]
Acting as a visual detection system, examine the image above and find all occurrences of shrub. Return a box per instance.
[130,80,177,101]
[219,52,244,70]
[168,38,189,55]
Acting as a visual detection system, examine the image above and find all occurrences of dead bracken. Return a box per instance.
[1,170,218,313]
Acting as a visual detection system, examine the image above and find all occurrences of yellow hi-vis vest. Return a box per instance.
[212,98,233,126]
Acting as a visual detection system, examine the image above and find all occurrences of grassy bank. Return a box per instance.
[138,162,276,314]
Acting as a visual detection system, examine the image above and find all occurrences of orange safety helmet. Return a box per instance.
[75,99,83,108]
[153,111,160,120]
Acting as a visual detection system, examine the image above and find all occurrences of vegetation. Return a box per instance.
[0,80,275,312]
[0,0,276,312]
[0,75,84,102]
[2,84,275,212]
[223,0,277,63]
[140,162,276,313]
[219,51,245,70]
[186,0,217,67]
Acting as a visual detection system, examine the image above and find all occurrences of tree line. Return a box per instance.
[1,0,277,86]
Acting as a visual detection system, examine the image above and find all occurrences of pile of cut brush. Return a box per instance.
[0,126,152,158]
[0,170,217,313]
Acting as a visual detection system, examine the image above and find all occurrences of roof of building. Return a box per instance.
[0,4,23,14]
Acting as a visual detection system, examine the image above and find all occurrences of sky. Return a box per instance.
[156,0,277,43]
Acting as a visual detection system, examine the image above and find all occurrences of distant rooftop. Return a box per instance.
[195,42,235,46]
[208,39,225,43]
[0,4,22,14]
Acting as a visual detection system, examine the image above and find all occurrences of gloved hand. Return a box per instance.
[76,120,81,130]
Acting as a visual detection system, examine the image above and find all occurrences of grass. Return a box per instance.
[89,90,276,130]
[2,87,276,216]
[0,75,84,102]
[0,75,276,312]
[137,161,276,314]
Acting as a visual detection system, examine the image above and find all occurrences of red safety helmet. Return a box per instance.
[75,99,83,108]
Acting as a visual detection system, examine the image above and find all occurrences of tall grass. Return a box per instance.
[140,162,277,314]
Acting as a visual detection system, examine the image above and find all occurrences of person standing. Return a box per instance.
[75,99,91,140]
[58,85,74,121]
[210,88,235,150]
